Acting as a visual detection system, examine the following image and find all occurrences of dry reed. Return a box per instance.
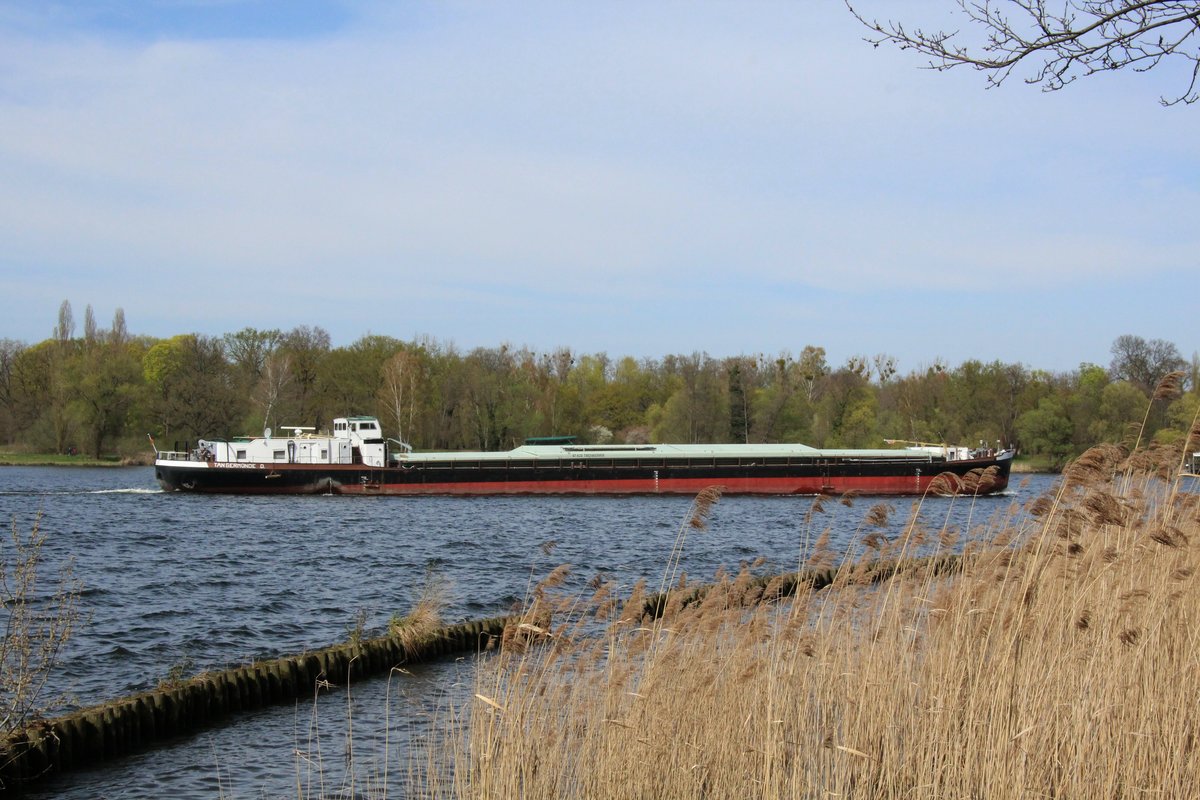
[388,572,447,659]
[412,441,1200,799]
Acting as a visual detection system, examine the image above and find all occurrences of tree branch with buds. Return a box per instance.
[846,1,1200,105]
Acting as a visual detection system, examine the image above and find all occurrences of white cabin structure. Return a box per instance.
[186,416,389,468]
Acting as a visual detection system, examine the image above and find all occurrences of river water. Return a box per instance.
[0,466,1057,798]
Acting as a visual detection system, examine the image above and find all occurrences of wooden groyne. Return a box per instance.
[0,616,510,790]
[640,553,963,620]
[0,553,967,791]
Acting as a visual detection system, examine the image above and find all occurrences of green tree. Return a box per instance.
[816,366,877,447]
[1069,363,1110,449]
[1162,392,1200,446]
[320,335,404,421]
[570,354,613,437]
[4,342,56,452]
[881,362,950,444]
[224,327,283,430]
[1091,380,1147,446]
[143,336,189,439]
[457,345,533,450]
[727,359,752,444]
[750,354,813,443]
[69,335,141,459]
[144,335,241,441]
[274,326,332,428]
[609,356,666,440]
[838,393,879,448]
[652,353,726,443]
[379,347,428,446]
[251,350,293,434]
[526,348,578,438]
[223,327,283,382]
[796,345,828,404]
[44,301,79,454]
[419,341,470,449]
[1016,397,1074,466]
[0,340,25,446]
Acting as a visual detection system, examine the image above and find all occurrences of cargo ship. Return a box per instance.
[152,416,1014,496]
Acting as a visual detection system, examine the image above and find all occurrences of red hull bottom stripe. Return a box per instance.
[334,475,1007,496]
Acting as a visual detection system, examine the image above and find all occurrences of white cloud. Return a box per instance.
[0,1,1196,367]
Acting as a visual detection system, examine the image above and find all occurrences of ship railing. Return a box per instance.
[1185,452,1200,476]
[156,450,192,462]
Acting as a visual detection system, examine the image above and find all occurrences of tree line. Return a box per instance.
[0,302,1196,465]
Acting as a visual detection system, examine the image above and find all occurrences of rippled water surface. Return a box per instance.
[0,466,1057,798]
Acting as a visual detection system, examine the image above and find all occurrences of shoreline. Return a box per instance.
[0,457,152,468]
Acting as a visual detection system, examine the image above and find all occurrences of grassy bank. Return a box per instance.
[1010,452,1059,473]
[0,450,153,466]
[412,439,1199,799]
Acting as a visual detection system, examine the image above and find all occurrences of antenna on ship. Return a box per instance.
[884,438,951,458]
[283,425,316,437]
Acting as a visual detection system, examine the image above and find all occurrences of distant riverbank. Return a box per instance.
[0,452,152,467]
[1010,455,1059,474]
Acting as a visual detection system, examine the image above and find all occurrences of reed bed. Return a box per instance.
[412,440,1200,799]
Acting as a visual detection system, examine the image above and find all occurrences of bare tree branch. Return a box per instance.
[846,1,1200,105]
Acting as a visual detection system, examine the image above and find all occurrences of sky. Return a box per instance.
[0,0,1196,375]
